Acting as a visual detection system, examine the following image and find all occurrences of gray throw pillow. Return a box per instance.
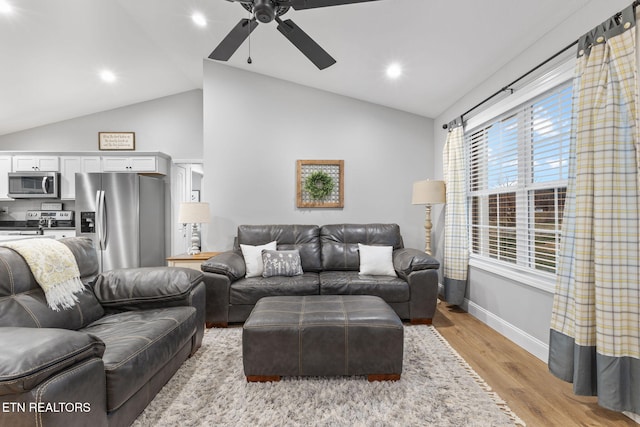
[261,249,303,277]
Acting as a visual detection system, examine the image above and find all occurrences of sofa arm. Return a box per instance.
[0,327,105,396]
[393,248,440,280]
[201,272,232,327]
[201,251,245,281]
[93,267,203,310]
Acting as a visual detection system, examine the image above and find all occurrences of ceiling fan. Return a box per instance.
[209,0,380,70]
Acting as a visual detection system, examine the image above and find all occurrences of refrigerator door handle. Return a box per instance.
[94,190,102,249]
[95,190,103,250]
[95,190,105,250]
[99,190,107,250]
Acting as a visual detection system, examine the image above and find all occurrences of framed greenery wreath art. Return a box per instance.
[304,170,334,200]
[296,160,344,208]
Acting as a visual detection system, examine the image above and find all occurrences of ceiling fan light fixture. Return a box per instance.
[253,0,276,23]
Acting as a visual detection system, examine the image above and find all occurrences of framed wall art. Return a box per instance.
[98,132,135,150]
[296,160,344,208]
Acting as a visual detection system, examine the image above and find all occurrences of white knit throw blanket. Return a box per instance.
[2,238,84,311]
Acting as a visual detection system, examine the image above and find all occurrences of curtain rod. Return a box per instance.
[442,0,640,130]
[441,39,577,130]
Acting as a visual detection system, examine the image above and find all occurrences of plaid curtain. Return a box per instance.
[549,5,640,414]
[442,123,468,305]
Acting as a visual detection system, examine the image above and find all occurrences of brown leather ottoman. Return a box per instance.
[242,295,403,382]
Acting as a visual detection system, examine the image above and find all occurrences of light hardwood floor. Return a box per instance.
[432,302,637,426]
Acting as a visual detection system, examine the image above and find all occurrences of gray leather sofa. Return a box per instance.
[0,237,205,427]
[201,224,440,327]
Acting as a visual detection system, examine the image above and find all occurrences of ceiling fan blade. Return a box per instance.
[209,18,258,61]
[288,0,380,10]
[276,18,336,70]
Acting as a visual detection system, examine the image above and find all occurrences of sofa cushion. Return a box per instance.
[81,306,196,412]
[261,249,303,277]
[230,272,319,305]
[321,224,404,271]
[60,237,100,286]
[0,239,104,330]
[319,271,409,303]
[236,225,322,272]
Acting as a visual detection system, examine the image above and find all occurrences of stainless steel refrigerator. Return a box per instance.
[75,173,165,272]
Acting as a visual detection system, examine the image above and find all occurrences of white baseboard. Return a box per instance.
[462,299,549,362]
[438,284,549,362]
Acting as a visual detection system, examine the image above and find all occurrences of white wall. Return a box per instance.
[432,0,632,361]
[203,61,434,251]
[0,90,203,160]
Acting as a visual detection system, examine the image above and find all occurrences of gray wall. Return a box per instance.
[432,0,631,361]
[0,90,203,160]
[203,61,434,251]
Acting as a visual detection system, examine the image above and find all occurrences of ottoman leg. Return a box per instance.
[206,322,228,328]
[246,375,281,382]
[368,374,401,382]
[410,318,432,325]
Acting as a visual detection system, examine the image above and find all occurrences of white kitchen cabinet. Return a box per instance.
[102,156,168,175]
[42,229,77,239]
[0,156,11,200]
[60,156,102,199]
[12,156,59,172]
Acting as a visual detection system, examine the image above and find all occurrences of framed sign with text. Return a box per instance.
[98,132,135,150]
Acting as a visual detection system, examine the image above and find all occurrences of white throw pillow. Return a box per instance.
[358,243,397,277]
[240,241,277,278]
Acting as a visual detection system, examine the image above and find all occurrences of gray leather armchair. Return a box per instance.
[202,224,440,327]
[0,237,205,427]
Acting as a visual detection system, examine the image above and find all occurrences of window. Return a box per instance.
[467,82,571,274]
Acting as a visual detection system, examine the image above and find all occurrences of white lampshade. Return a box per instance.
[412,180,446,205]
[178,202,210,224]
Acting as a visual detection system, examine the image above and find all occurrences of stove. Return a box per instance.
[26,210,74,228]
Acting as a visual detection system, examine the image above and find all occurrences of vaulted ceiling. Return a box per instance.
[0,0,593,136]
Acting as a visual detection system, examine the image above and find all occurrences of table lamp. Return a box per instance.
[412,180,446,255]
[178,202,210,255]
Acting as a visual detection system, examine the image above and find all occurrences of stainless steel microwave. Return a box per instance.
[8,172,60,199]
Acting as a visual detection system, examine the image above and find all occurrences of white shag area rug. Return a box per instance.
[133,325,525,427]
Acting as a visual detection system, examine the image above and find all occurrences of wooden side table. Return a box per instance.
[166,251,221,271]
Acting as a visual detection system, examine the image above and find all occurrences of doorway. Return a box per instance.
[171,162,204,255]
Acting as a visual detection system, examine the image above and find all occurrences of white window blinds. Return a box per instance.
[467,81,572,274]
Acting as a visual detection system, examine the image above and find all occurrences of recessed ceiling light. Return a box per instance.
[191,12,207,27]
[386,63,403,80]
[100,70,116,83]
[0,1,13,15]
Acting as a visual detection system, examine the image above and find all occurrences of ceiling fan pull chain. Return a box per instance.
[247,12,253,64]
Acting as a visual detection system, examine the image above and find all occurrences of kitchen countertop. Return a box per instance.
[0,235,53,242]
[0,226,76,231]
[0,221,28,228]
